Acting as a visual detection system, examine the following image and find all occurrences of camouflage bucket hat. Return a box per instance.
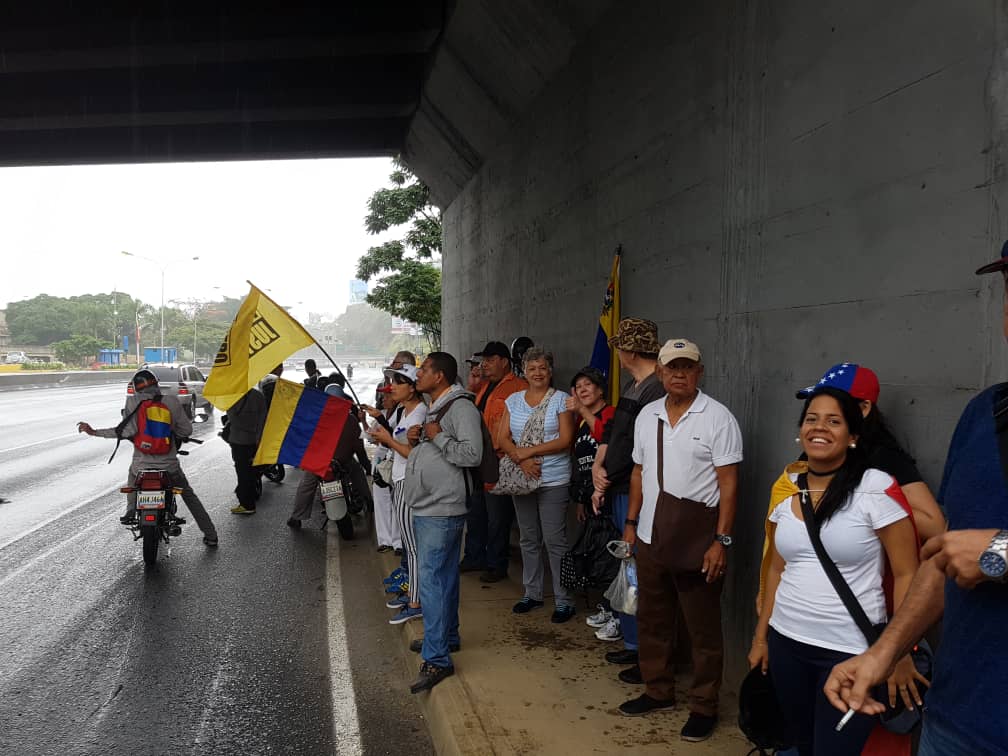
[608,317,660,354]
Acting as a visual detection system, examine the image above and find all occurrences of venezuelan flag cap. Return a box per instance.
[795,363,880,404]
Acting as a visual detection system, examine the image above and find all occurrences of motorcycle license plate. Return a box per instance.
[137,491,166,510]
[319,480,344,502]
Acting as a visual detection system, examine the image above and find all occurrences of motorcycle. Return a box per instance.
[120,438,202,567]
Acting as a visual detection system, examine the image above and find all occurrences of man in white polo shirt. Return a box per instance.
[617,339,743,744]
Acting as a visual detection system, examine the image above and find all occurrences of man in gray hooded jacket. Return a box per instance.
[404,352,483,693]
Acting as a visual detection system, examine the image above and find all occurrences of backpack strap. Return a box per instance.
[993,383,1008,488]
[108,391,165,464]
[432,393,479,497]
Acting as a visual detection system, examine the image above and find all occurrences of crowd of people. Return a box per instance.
[80,246,1008,753]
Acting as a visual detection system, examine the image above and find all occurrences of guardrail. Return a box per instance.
[0,370,133,392]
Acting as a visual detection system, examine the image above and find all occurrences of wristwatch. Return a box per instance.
[624,518,639,528]
[714,533,733,547]
[979,529,1008,582]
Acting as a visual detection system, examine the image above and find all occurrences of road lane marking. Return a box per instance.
[326,528,364,756]
[0,432,80,454]
[0,481,122,555]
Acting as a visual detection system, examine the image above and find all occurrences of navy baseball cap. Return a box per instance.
[976,240,1008,275]
[474,341,511,360]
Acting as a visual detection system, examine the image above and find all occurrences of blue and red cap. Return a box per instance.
[795,363,880,404]
[976,240,1008,275]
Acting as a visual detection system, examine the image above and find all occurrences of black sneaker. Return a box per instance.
[409,638,461,654]
[480,569,507,583]
[512,597,544,614]
[458,560,487,573]
[202,535,219,547]
[410,662,454,694]
[618,665,643,684]
[551,605,576,624]
[680,712,717,742]
[619,693,676,717]
[286,517,302,529]
[119,513,137,525]
[605,649,639,665]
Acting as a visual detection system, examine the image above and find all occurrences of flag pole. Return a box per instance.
[246,281,362,406]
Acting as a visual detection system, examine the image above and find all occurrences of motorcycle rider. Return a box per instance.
[77,368,219,547]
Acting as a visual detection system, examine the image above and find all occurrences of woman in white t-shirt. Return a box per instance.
[369,365,427,625]
[748,387,923,756]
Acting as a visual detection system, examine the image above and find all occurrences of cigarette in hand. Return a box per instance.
[835,708,855,732]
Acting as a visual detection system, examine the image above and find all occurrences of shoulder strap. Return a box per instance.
[107,397,147,464]
[796,472,880,646]
[433,393,470,422]
[657,417,665,494]
[993,383,1008,487]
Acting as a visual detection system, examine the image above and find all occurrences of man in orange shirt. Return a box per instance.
[459,341,529,582]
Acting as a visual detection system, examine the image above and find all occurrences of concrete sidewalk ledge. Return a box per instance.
[377,552,750,755]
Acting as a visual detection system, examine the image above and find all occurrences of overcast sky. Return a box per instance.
[0,157,394,322]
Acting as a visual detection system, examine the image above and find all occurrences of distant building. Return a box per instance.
[0,311,9,349]
[349,279,368,305]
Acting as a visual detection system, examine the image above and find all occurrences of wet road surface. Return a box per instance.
[0,383,433,756]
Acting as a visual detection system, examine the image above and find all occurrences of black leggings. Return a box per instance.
[768,627,877,756]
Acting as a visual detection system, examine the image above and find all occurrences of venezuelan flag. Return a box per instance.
[252,379,352,477]
[589,246,621,405]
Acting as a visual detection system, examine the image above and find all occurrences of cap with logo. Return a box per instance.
[383,364,418,384]
[976,240,1008,275]
[474,341,511,360]
[795,363,880,404]
[607,317,661,354]
[658,339,702,365]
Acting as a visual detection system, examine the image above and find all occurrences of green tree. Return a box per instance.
[52,335,106,366]
[355,157,442,350]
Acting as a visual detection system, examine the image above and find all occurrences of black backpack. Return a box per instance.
[560,514,621,594]
[738,666,792,755]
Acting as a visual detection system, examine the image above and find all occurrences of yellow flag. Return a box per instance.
[203,283,315,410]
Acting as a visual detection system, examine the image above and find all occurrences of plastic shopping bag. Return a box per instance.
[604,553,638,616]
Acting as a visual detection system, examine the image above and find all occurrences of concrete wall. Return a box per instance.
[427,0,1008,677]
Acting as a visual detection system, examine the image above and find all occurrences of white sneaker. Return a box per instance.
[586,604,612,628]
[594,616,623,642]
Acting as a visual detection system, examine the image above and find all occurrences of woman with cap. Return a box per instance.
[794,364,944,541]
[748,387,925,756]
[496,347,578,623]
[567,366,618,631]
[361,389,403,554]
[368,364,428,625]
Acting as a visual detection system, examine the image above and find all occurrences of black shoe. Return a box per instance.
[605,649,639,665]
[286,518,301,529]
[480,569,507,583]
[202,535,219,547]
[459,560,487,573]
[409,638,461,654]
[119,513,137,525]
[512,597,544,614]
[680,712,717,742]
[618,665,643,684]
[551,605,576,624]
[410,662,454,694]
[619,693,676,717]
[394,548,404,556]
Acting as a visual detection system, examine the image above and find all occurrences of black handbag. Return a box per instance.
[797,474,933,734]
[738,666,793,755]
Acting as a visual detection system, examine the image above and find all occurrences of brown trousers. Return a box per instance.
[636,536,724,716]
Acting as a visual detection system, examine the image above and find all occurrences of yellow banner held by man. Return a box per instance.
[203,283,315,411]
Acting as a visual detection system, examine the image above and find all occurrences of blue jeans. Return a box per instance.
[610,493,638,650]
[414,513,465,668]
[919,716,987,756]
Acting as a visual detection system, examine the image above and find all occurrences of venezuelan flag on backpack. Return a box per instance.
[252,379,352,477]
[589,246,621,405]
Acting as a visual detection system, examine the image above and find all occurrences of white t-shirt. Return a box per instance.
[631,391,743,544]
[768,468,909,654]
[392,403,428,482]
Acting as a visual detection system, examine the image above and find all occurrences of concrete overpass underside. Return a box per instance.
[0,1,447,165]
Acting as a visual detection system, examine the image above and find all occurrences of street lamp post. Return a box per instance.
[122,251,199,362]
